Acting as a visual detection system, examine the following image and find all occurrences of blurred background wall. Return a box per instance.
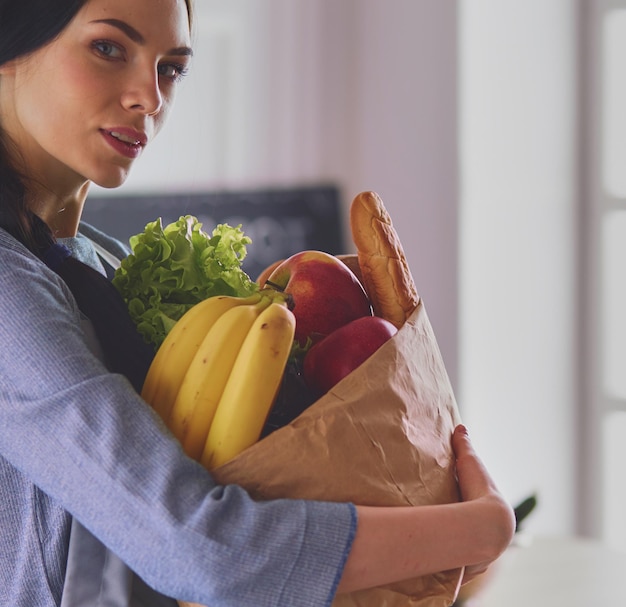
[90,0,625,550]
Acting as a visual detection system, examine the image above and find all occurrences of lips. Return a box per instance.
[110,130,142,145]
[101,127,147,159]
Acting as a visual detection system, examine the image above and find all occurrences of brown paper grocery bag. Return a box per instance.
[183,300,462,607]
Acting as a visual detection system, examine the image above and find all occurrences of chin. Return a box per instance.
[91,168,132,190]
[96,180,126,190]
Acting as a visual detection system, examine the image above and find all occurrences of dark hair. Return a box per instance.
[0,0,194,391]
[0,1,88,66]
[0,0,89,249]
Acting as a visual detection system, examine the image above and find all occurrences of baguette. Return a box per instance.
[349,191,420,328]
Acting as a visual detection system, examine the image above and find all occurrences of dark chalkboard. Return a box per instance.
[82,185,346,280]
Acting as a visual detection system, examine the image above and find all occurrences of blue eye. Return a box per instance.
[92,40,124,60]
[158,63,189,82]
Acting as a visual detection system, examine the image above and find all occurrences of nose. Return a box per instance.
[122,68,163,116]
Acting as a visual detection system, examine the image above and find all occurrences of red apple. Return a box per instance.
[265,250,372,347]
[303,315,398,396]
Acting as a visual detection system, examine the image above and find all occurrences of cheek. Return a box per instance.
[153,98,174,136]
[25,60,100,123]
[59,58,110,102]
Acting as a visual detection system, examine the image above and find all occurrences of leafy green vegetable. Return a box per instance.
[113,215,258,350]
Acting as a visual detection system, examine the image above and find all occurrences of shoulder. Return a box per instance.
[0,227,45,276]
[0,227,78,315]
[0,227,33,258]
[78,221,131,258]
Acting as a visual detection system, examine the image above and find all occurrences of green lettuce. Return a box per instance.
[112,215,259,350]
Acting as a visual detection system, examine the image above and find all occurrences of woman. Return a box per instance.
[0,0,515,605]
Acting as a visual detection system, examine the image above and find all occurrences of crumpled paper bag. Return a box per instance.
[192,299,463,607]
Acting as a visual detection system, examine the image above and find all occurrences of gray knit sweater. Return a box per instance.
[0,224,355,607]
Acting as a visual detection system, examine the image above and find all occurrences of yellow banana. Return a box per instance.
[141,292,264,422]
[200,301,296,470]
[168,296,273,460]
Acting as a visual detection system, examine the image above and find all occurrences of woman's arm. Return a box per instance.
[337,425,515,594]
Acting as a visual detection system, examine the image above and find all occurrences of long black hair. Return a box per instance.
[0,1,86,65]
[0,0,194,392]
[0,0,88,250]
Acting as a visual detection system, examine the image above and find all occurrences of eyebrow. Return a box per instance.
[91,18,193,57]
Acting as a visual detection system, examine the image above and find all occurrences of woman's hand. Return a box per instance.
[337,424,516,594]
[451,424,516,584]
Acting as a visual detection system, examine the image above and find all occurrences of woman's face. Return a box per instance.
[0,0,192,192]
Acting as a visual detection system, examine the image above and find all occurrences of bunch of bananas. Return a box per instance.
[141,289,296,470]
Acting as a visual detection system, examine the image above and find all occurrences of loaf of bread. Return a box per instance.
[349,191,420,328]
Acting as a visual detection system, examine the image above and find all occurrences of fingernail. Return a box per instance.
[457,424,468,436]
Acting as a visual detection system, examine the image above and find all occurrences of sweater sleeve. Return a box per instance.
[0,236,356,607]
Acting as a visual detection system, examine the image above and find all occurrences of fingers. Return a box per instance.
[452,424,483,475]
[451,424,472,458]
[451,425,517,554]
[461,562,490,585]
[451,424,496,501]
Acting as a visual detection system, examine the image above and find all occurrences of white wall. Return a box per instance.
[459,0,579,535]
[332,0,460,389]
